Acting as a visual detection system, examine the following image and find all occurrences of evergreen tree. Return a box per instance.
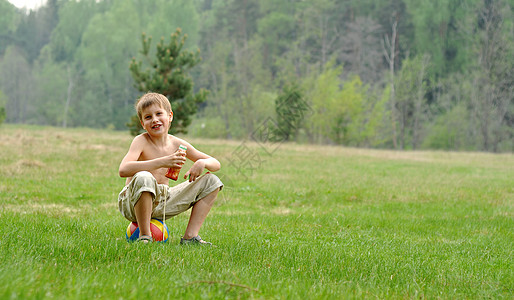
[129,28,207,135]
[0,0,19,56]
[14,0,59,63]
[0,90,6,126]
[273,83,308,142]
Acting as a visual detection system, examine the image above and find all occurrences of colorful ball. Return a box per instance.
[126,218,169,242]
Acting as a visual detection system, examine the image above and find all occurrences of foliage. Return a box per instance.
[0,106,4,126]
[403,0,474,75]
[0,0,19,56]
[358,85,391,148]
[305,62,371,145]
[77,0,140,130]
[394,54,431,150]
[129,29,208,135]
[467,0,514,152]
[305,62,343,144]
[0,45,33,124]
[0,90,6,126]
[0,0,513,152]
[32,54,68,126]
[272,83,308,142]
[12,0,59,63]
[423,102,471,150]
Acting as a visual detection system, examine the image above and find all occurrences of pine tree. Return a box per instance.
[273,83,309,142]
[0,90,6,126]
[128,28,207,135]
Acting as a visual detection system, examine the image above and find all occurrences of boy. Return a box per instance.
[118,92,223,244]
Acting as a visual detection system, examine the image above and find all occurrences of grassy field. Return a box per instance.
[0,125,512,299]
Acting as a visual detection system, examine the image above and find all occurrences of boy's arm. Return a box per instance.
[118,135,170,177]
[181,141,221,182]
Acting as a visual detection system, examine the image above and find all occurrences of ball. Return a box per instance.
[126,218,169,242]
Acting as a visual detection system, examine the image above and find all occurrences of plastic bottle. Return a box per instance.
[165,145,187,180]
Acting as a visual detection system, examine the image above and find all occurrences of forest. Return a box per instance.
[0,0,513,152]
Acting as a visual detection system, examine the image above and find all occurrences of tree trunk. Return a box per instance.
[382,19,398,149]
[412,55,429,150]
[63,64,73,128]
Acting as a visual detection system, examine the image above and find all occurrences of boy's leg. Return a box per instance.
[183,188,220,239]
[134,191,153,237]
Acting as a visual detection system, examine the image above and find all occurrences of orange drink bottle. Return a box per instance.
[165,145,187,180]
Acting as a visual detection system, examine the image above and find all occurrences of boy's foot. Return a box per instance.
[137,235,153,244]
[180,235,213,246]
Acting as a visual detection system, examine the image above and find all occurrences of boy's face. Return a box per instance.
[140,104,173,135]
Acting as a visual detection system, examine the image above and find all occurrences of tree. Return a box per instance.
[382,17,399,149]
[297,0,341,70]
[141,0,200,49]
[404,0,473,76]
[78,0,140,129]
[32,50,68,126]
[304,62,342,144]
[395,54,431,149]
[0,0,20,56]
[339,16,383,83]
[0,90,6,126]
[360,86,390,148]
[468,0,514,152]
[13,0,59,63]
[0,45,33,124]
[129,28,208,135]
[305,62,367,145]
[48,0,99,63]
[195,38,234,139]
[44,0,100,128]
[273,83,308,142]
[257,4,296,76]
[423,74,473,151]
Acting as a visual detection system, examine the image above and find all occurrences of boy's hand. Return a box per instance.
[165,149,187,168]
[184,159,206,182]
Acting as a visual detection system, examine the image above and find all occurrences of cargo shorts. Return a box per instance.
[118,171,223,222]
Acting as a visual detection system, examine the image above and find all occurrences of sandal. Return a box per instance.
[137,235,153,244]
[180,235,212,246]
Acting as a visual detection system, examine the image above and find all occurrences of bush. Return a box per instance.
[0,106,5,126]
[422,104,471,151]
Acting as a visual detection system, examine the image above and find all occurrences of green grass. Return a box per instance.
[0,125,512,299]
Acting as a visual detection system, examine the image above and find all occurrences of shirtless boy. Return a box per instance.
[118,92,223,244]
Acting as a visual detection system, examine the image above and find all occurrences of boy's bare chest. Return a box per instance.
[140,144,175,161]
[138,134,181,161]
[140,142,178,160]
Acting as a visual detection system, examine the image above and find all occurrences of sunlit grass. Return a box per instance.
[0,125,512,299]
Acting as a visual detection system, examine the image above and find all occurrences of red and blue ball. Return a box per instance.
[126,218,169,242]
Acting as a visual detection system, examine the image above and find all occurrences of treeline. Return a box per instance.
[0,0,512,152]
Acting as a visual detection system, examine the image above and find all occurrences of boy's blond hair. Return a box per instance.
[135,93,172,121]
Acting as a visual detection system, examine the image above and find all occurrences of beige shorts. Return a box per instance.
[118,171,223,222]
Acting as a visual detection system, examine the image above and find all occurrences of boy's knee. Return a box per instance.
[133,171,153,179]
[129,171,158,199]
[132,171,155,187]
[202,173,223,188]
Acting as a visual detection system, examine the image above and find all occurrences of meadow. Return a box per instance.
[0,125,512,299]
